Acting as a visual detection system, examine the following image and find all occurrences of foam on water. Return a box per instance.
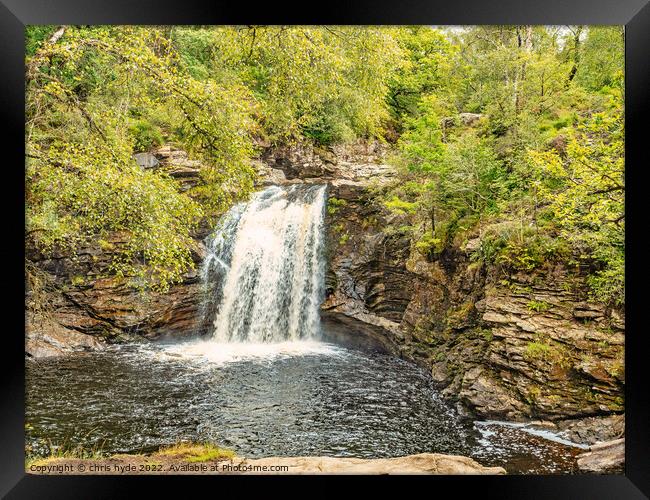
[160,339,345,365]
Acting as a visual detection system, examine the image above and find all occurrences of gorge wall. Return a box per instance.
[25,146,210,357]
[308,145,624,436]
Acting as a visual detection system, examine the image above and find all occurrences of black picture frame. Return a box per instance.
[2,1,648,497]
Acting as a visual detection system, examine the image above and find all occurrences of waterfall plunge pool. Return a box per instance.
[26,184,584,474]
[26,337,582,474]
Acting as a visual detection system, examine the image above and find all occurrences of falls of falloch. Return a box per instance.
[25,179,592,474]
[200,184,327,343]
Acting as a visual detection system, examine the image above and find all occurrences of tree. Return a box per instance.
[26,26,257,290]
[528,91,624,304]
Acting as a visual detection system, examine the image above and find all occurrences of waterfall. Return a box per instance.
[200,184,327,343]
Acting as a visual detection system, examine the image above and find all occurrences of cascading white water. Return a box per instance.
[200,184,327,343]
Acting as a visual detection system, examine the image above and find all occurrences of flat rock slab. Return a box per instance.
[239,453,506,474]
[27,453,505,475]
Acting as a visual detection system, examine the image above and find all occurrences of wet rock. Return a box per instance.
[556,414,625,445]
[26,317,104,358]
[577,438,624,473]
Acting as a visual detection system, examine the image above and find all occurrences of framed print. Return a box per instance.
[1,0,648,497]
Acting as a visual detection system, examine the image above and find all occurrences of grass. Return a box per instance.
[26,441,105,469]
[156,442,235,463]
[524,338,573,369]
[26,440,235,470]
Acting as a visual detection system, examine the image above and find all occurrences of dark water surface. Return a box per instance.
[26,340,582,474]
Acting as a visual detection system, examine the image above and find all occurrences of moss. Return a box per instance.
[525,337,575,371]
[97,238,115,251]
[156,442,235,463]
[71,275,85,286]
[606,360,624,379]
[361,216,379,229]
[446,301,474,327]
[524,341,552,359]
[526,384,542,404]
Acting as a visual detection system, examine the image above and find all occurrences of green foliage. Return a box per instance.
[27,142,202,291]
[414,232,441,259]
[385,195,418,215]
[25,25,625,305]
[480,328,494,342]
[171,26,402,144]
[386,27,456,123]
[25,26,256,290]
[528,91,624,304]
[327,197,348,215]
[384,25,624,306]
[129,120,164,152]
[527,300,551,313]
[573,27,624,93]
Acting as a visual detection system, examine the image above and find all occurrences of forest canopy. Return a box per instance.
[25,26,624,304]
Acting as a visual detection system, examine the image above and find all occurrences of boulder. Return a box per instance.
[577,438,624,473]
[556,414,625,445]
[25,318,104,358]
[133,152,159,169]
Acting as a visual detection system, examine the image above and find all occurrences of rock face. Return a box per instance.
[577,438,625,473]
[402,259,624,422]
[321,179,413,352]
[26,232,207,357]
[25,317,104,358]
[151,145,203,191]
[258,140,396,185]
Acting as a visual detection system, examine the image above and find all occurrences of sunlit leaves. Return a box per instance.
[26,26,256,290]
[528,93,624,304]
